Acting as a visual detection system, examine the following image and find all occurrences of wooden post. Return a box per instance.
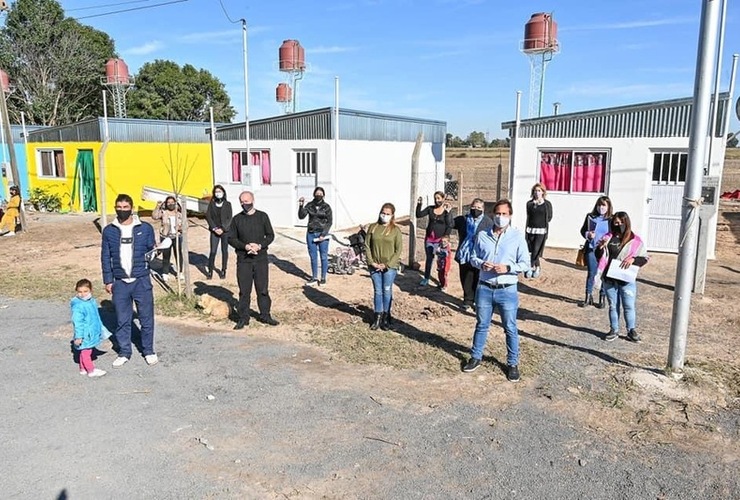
[408,132,423,267]
[496,163,502,201]
[457,170,463,214]
[179,194,192,298]
[0,90,26,232]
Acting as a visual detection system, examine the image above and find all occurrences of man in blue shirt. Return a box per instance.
[462,199,530,382]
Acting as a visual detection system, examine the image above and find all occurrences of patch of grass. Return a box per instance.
[154,291,200,317]
[684,359,740,398]
[0,265,94,301]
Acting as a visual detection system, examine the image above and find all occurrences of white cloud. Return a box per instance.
[123,41,164,56]
[309,45,360,54]
[563,17,695,31]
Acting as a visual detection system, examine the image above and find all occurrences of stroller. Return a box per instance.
[327,226,367,275]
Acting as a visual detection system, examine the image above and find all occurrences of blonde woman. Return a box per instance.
[524,183,553,278]
[364,203,403,331]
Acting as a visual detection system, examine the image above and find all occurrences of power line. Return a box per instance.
[67,0,154,13]
[75,0,188,20]
[217,0,243,24]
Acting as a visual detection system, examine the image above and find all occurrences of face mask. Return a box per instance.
[166,204,176,211]
[469,208,483,218]
[379,214,392,224]
[313,196,323,204]
[613,225,625,235]
[241,203,253,213]
[494,215,510,228]
[214,192,224,200]
[598,206,608,215]
[116,209,132,222]
[79,292,92,301]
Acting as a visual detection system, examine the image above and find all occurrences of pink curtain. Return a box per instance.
[231,151,241,182]
[260,151,271,185]
[573,153,606,193]
[540,152,571,191]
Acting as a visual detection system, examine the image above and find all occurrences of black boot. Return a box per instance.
[594,293,605,309]
[370,313,383,330]
[579,293,593,308]
[380,312,391,331]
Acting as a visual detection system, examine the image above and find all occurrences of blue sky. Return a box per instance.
[59,0,740,138]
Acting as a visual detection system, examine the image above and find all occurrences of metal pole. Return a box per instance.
[510,91,522,203]
[538,52,546,118]
[706,0,727,174]
[667,0,721,373]
[99,90,110,227]
[241,19,250,170]
[333,76,339,209]
[722,54,739,136]
[0,88,26,231]
[209,106,216,186]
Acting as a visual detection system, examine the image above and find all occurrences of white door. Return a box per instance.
[295,150,318,227]
[647,151,687,253]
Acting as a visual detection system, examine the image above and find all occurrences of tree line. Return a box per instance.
[0,0,236,126]
[446,132,510,149]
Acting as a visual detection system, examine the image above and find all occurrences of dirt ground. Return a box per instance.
[1,192,739,497]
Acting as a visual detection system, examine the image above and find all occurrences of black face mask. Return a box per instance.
[166,204,176,211]
[313,196,323,204]
[613,225,625,235]
[470,208,483,218]
[116,209,132,222]
[241,203,253,213]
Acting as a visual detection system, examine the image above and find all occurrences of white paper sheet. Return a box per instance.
[606,259,639,283]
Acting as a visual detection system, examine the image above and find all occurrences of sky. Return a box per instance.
[54,0,740,138]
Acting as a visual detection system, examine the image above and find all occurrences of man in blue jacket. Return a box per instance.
[101,194,158,367]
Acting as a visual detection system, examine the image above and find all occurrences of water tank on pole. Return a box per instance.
[105,58,130,85]
[523,13,558,52]
[279,40,306,71]
[276,83,292,102]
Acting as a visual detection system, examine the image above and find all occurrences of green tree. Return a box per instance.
[466,130,487,148]
[0,0,116,125]
[127,60,235,122]
[448,135,465,148]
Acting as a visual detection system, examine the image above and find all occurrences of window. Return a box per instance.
[38,149,66,178]
[230,149,271,185]
[651,152,687,184]
[296,150,317,176]
[539,150,608,193]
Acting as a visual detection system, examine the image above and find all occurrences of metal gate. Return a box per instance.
[646,151,687,252]
[294,150,317,227]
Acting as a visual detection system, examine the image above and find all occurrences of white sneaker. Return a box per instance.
[88,369,107,378]
[3,231,15,237]
[79,370,87,375]
[145,354,159,366]
[112,356,129,367]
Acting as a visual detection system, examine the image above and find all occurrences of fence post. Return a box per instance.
[179,194,192,298]
[496,163,502,201]
[408,132,423,267]
[458,170,463,213]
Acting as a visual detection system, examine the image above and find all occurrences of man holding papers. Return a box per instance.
[595,212,650,343]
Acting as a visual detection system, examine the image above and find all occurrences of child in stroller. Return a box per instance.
[327,225,367,275]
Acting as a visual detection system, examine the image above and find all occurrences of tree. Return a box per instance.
[0,0,116,125]
[466,130,487,148]
[127,60,235,122]
[448,135,466,148]
[727,132,739,148]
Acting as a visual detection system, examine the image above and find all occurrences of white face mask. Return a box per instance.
[78,292,92,301]
[493,215,510,228]
[379,213,392,224]
[214,192,224,200]
[598,205,608,215]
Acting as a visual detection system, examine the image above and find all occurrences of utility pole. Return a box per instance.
[408,132,423,268]
[0,84,26,232]
[667,0,721,374]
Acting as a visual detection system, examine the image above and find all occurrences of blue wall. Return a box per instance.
[0,143,29,199]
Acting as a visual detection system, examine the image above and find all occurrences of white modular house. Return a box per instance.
[502,95,732,257]
[210,107,447,229]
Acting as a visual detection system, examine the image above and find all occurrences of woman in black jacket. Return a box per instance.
[416,191,453,286]
[298,186,333,286]
[524,183,553,278]
[205,184,233,279]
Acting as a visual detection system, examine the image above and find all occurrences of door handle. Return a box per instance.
[646,197,652,204]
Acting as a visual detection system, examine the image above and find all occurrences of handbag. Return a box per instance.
[575,246,586,267]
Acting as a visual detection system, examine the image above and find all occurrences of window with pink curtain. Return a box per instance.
[572,152,607,193]
[260,151,271,185]
[231,151,241,182]
[539,151,571,192]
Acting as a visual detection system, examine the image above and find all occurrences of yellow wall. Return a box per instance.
[26,141,214,214]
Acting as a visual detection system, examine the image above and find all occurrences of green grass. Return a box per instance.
[154,291,200,317]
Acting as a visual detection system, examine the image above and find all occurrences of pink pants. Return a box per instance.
[79,348,95,373]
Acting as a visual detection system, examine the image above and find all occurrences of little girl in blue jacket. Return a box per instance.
[71,279,109,378]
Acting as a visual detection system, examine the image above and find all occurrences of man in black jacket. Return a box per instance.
[228,191,279,329]
[453,198,494,312]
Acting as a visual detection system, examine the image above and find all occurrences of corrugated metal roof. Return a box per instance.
[25,118,221,143]
[501,94,731,138]
[213,107,446,143]
[9,124,47,142]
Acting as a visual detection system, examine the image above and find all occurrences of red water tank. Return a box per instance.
[276,83,292,102]
[523,13,558,52]
[105,58,130,85]
[279,40,306,71]
[0,69,9,94]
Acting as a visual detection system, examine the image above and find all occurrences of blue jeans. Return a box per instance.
[370,268,397,312]
[111,277,155,358]
[584,245,601,296]
[471,284,520,366]
[603,279,637,331]
[306,232,329,280]
[423,242,438,280]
